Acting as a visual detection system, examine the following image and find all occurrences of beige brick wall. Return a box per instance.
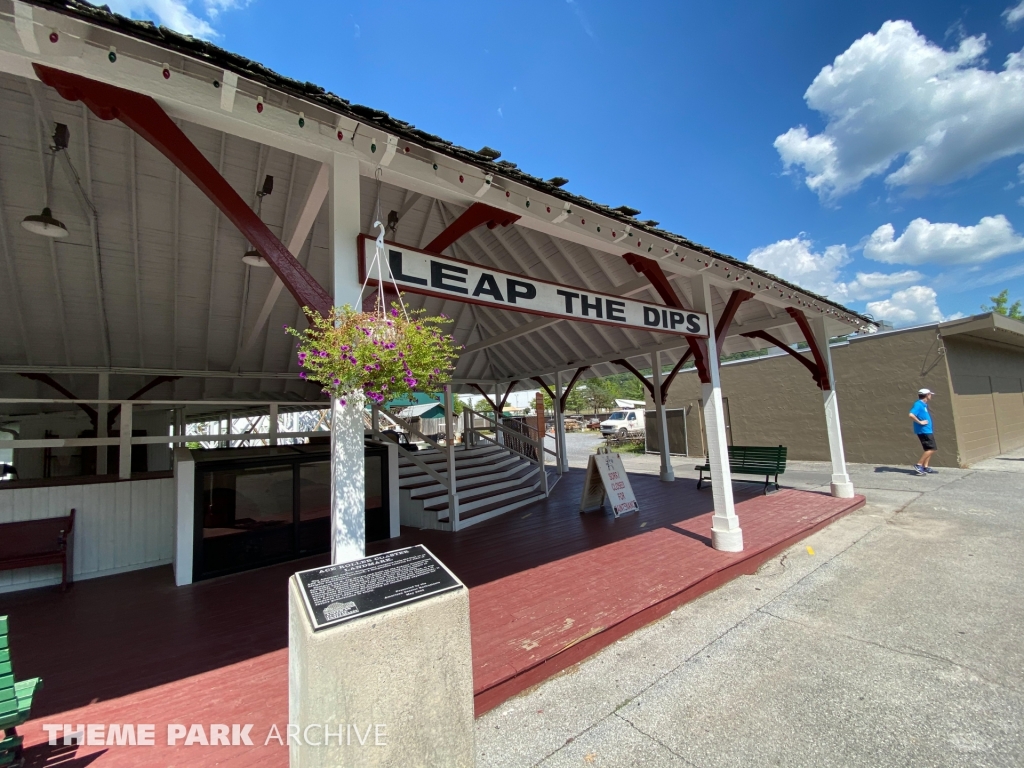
[655,326,961,467]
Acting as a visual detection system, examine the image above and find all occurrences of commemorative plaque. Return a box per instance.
[296,545,462,631]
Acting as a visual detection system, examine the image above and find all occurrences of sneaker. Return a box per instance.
[923,466,937,474]
[913,465,926,475]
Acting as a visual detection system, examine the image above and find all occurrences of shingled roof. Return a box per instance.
[24,0,875,327]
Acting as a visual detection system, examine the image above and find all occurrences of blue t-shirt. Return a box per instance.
[910,400,932,434]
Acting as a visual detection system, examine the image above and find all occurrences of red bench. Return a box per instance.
[0,509,75,591]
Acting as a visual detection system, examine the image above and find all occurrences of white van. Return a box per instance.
[599,408,645,438]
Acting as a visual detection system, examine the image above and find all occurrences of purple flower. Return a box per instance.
[404,377,417,387]
[299,372,307,379]
[333,378,340,385]
[340,398,347,406]
[390,307,399,317]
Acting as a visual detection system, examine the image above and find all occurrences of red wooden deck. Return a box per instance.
[1,468,862,767]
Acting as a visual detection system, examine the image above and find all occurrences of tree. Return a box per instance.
[983,289,1023,320]
[565,388,587,414]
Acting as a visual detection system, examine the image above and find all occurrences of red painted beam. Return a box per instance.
[34,65,333,318]
[18,373,97,427]
[426,202,520,254]
[621,252,711,384]
[785,309,831,390]
[497,381,518,413]
[108,376,180,430]
[611,359,654,397]
[741,329,827,389]
[469,384,499,414]
[659,289,753,398]
[558,367,590,411]
[530,377,556,402]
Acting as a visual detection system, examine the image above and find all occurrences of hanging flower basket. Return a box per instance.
[286,303,459,405]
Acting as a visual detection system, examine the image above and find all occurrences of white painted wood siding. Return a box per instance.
[0,477,175,593]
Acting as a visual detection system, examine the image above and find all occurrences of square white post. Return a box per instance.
[328,152,366,564]
[691,275,742,552]
[809,316,855,498]
[118,402,132,479]
[96,372,108,475]
[444,384,459,530]
[554,370,567,473]
[650,351,675,482]
[172,447,195,586]
[370,403,381,439]
[269,403,279,446]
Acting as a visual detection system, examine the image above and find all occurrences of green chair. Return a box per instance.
[0,616,42,768]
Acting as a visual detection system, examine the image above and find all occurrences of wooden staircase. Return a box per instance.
[398,444,548,531]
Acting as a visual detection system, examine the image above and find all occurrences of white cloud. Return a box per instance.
[747,236,921,301]
[1005,1,1024,26]
[863,215,1024,266]
[106,0,249,38]
[775,20,1024,200]
[866,286,948,326]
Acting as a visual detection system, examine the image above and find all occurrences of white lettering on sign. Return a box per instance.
[359,236,709,338]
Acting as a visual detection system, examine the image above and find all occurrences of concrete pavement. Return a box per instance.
[476,442,1024,767]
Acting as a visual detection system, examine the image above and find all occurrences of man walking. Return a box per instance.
[909,388,937,475]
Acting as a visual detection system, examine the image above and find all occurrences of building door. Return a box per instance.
[991,376,1024,453]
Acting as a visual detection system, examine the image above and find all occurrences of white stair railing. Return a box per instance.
[382,410,461,528]
[463,407,554,496]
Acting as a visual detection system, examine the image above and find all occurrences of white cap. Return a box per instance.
[918,388,933,396]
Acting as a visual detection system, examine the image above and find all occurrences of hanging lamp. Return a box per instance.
[23,123,69,238]
[241,174,273,267]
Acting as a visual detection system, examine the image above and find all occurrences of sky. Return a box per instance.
[106,0,1024,327]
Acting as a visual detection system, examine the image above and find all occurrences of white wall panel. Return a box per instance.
[0,477,174,593]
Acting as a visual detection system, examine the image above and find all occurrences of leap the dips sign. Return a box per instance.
[359,236,709,338]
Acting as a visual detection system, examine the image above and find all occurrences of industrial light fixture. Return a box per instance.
[241,248,269,268]
[241,174,274,268]
[22,123,69,238]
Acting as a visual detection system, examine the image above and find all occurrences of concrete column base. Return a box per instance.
[288,577,475,767]
[711,525,744,552]
[659,467,675,482]
[830,481,856,498]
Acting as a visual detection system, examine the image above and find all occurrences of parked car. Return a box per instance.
[600,409,646,438]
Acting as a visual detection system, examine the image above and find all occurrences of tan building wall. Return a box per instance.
[656,326,961,467]
[944,336,1024,464]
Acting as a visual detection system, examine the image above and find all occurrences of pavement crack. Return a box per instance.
[613,711,704,767]
[757,608,1023,694]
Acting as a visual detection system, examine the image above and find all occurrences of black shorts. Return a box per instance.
[917,433,937,451]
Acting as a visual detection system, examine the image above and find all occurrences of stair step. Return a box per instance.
[438,489,546,523]
[424,477,541,513]
[397,445,505,468]
[399,455,523,488]
[412,466,538,500]
[398,451,514,478]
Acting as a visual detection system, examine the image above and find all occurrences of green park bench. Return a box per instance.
[695,445,788,495]
[1,616,42,768]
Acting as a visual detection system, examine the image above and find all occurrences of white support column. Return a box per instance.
[371,403,381,439]
[96,372,108,475]
[554,370,567,474]
[268,403,279,446]
[118,401,132,479]
[328,152,365,565]
[443,384,459,530]
[650,351,674,482]
[691,274,742,552]
[494,382,504,446]
[809,316,855,498]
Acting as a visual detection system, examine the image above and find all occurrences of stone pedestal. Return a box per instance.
[288,576,475,767]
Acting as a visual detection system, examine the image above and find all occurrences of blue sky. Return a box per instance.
[110,0,1024,326]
